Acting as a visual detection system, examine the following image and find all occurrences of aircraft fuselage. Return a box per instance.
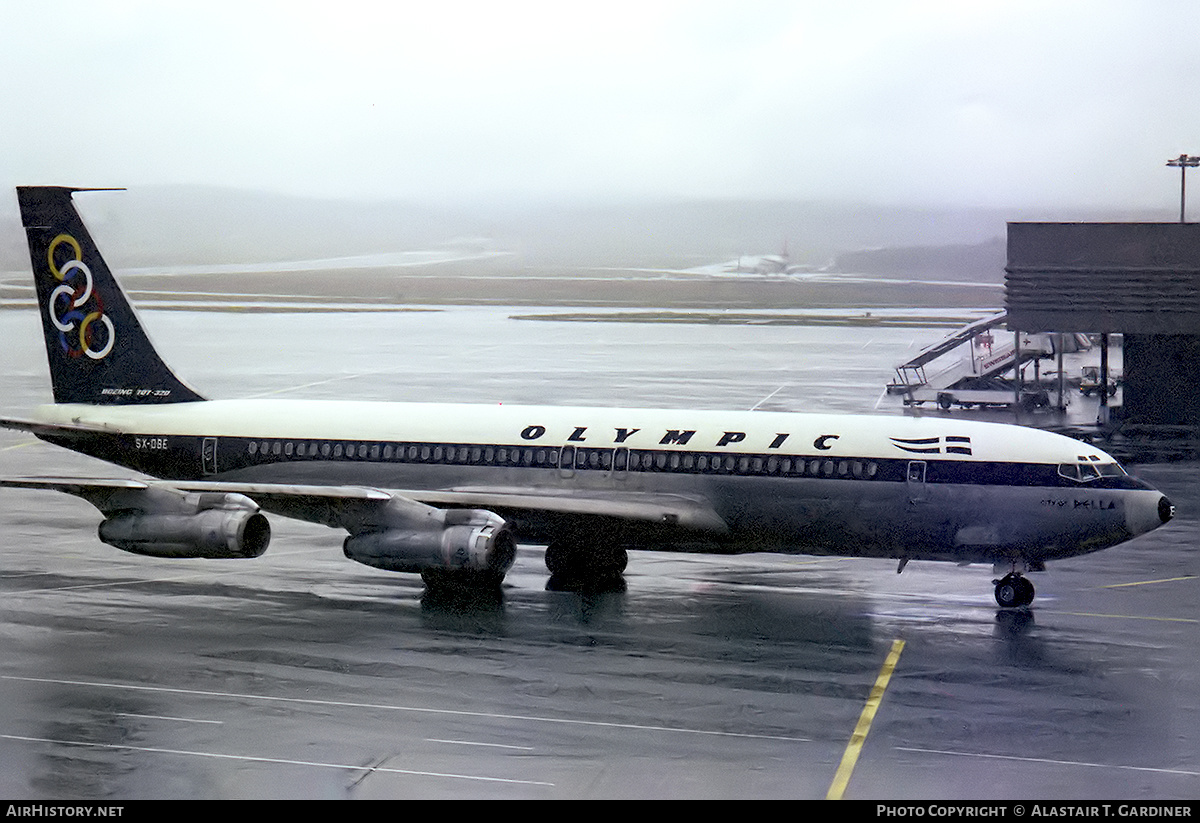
[31,398,1167,566]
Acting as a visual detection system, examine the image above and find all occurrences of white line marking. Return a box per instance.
[0,733,553,786]
[0,563,278,594]
[1,674,806,742]
[117,712,223,725]
[425,738,536,751]
[895,746,1200,777]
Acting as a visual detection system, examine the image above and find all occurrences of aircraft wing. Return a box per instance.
[1,408,729,534]
[0,476,728,535]
[172,480,729,534]
[0,416,118,439]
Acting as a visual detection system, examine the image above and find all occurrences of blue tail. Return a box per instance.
[17,187,205,405]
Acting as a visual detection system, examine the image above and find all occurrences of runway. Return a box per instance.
[0,306,1197,799]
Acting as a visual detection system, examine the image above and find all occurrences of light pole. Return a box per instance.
[1166,154,1200,223]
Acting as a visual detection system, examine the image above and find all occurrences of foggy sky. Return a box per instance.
[4,0,1199,212]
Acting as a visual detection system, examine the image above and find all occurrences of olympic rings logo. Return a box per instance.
[46,233,115,360]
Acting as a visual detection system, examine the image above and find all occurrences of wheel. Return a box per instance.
[938,393,953,410]
[545,540,571,576]
[994,573,1034,608]
[421,568,505,590]
[545,540,627,581]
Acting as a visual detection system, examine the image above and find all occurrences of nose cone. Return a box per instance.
[1159,495,1175,524]
[1127,491,1175,538]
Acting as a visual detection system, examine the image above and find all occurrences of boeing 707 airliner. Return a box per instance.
[0,187,1175,607]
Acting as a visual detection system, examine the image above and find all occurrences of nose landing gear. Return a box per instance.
[993,572,1035,608]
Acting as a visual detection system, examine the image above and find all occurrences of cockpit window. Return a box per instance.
[1058,459,1126,482]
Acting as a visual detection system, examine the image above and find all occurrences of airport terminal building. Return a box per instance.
[1006,222,1200,446]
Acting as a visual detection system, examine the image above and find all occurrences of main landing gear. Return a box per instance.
[993,572,1035,608]
[545,538,628,591]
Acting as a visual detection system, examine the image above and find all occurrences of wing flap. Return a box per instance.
[406,487,728,532]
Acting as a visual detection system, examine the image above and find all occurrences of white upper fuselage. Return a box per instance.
[34,398,1095,465]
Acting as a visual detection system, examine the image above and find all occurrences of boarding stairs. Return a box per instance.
[889,312,1061,409]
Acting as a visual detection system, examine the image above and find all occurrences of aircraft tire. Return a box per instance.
[545,540,627,580]
[421,568,505,590]
[994,573,1034,608]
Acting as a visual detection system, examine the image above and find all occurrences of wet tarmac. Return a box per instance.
[0,307,1197,799]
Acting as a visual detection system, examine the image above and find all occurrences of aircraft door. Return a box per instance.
[614,447,629,481]
[202,437,218,476]
[906,460,927,503]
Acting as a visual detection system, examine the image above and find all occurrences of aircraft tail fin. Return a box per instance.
[16,187,206,405]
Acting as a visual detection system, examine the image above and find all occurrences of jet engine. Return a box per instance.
[343,508,516,577]
[98,491,271,559]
